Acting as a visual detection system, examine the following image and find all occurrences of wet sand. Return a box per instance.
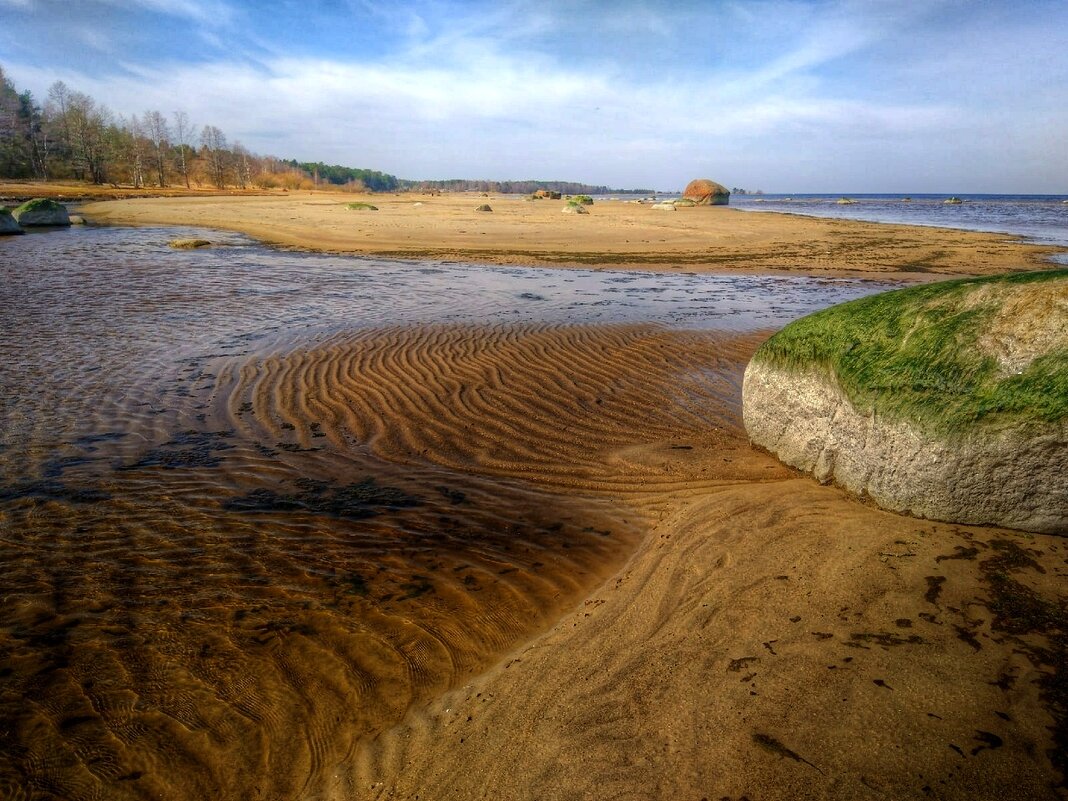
[78,192,1065,278]
[2,221,1065,800]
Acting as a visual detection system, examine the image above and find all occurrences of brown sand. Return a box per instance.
[231,324,1065,800]
[78,192,1065,278]
[204,325,1068,799]
[6,195,1065,799]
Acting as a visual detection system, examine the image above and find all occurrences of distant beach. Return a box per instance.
[75,190,1068,279]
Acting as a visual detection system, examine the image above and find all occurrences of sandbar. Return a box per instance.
[76,191,1065,279]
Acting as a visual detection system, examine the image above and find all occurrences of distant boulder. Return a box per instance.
[681,179,730,206]
[0,209,23,235]
[651,202,677,211]
[475,204,493,212]
[12,198,70,226]
[836,198,857,205]
[169,238,212,249]
[533,190,561,200]
[561,204,589,214]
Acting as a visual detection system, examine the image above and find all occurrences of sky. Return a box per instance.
[0,0,1066,192]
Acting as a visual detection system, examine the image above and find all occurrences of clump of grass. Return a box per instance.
[754,270,1068,436]
[346,202,378,211]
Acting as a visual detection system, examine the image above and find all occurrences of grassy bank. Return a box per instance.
[753,269,1068,435]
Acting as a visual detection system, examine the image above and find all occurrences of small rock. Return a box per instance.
[0,208,23,235]
[169,238,212,249]
[475,204,493,212]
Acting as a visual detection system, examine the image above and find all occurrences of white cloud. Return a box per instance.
[4,0,1066,191]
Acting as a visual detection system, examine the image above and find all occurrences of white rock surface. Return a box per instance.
[742,359,1068,534]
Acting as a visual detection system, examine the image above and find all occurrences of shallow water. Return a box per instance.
[0,225,895,800]
[730,193,1068,252]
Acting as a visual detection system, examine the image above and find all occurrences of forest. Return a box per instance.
[0,66,394,191]
[0,65,647,195]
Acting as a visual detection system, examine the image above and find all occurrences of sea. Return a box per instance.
[598,192,1068,263]
[732,194,1068,262]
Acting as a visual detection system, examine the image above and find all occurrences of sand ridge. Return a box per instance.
[77,192,1064,278]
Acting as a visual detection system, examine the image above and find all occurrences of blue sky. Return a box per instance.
[1,0,1066,192]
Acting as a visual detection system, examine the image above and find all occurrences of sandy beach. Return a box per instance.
[77,191,1066,279]
[2,193,1064,801]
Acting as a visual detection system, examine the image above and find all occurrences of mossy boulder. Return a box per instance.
[743,270,1068,533]
[12,198,70,226]
[0,208,23,235]
[681,179,730,206]
[561,204,589,214]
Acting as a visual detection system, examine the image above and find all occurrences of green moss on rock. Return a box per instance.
[753,270,1068,435]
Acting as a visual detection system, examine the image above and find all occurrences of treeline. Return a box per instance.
[397,179,651,195]
[283,160,399,192]
[1,66,652,195]
[0,66,384,191]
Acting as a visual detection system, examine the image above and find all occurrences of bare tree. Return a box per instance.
[118,114,149,188]
[232,140,252,189]
[172,110,193,188]
[200,124,228,188]
[144,110,170,187]
[64,91,112,184]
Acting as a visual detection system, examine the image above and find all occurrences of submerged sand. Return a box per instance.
[78,192,1064,278]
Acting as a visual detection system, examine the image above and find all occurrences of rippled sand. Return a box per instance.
[1,227,1064,800]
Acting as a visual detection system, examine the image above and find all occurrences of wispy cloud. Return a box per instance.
[98,0,234,24]
[2,0,1066,191]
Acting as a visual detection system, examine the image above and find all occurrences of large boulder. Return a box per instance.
[742,271,1068,534]
[0,208,23,235]
[681,179,730,206]
[12,198,71,226]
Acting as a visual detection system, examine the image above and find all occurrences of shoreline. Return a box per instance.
[74,191,1067,280]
